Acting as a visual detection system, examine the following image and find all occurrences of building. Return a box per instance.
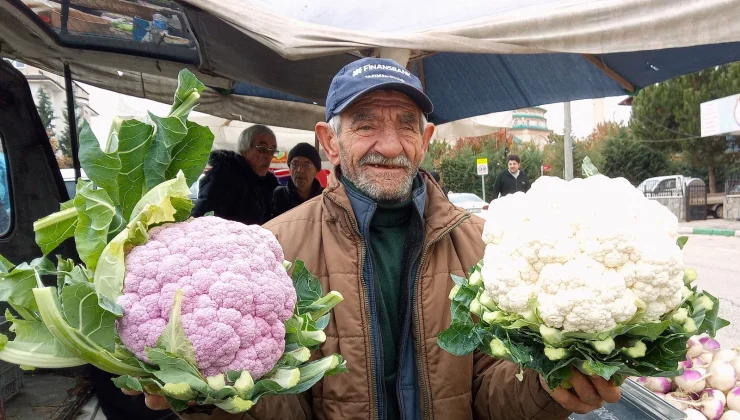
[509,106,553,148]
[3,59,98,134]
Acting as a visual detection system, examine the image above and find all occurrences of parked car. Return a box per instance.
[447,192,489,218]
[637,175,735,219]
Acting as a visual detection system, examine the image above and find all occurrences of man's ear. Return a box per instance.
[420,122,435,157]
[316,122,341,167]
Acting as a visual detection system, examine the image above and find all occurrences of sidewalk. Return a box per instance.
[678,218,740,237]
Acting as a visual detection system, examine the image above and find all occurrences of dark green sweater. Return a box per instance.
[343,178,413,420]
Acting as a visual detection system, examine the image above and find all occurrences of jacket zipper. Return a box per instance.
[326,194,379,420]
[413,214,470,420]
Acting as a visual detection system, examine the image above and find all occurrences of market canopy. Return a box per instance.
[1,0,739,130]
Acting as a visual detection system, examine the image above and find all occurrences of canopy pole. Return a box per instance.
[376,48,411,67]
[563,101,573,181]
[60,0,69,34]
[582,55,636,93]
[63,62,82,181]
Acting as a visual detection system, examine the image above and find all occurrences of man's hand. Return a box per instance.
[540,370,621,414]
[121,388,173,410]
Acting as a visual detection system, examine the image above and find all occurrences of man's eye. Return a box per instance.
[359,125,373,130]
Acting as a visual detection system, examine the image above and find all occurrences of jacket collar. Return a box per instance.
[324,167,469,246]
[287,178,323,200]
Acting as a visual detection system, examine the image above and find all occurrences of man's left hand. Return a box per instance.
[540,369,621,414]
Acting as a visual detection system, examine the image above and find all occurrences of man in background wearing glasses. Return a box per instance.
[192,125,280,225]
[272,142,324,217]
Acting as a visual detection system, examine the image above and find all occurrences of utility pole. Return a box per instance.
[563,101,573,181]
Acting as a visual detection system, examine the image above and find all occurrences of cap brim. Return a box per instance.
[329,81,434,121]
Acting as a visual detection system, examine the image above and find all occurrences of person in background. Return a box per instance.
[272,142,324,217]
[491,154,530,199]
[191,125,279,224]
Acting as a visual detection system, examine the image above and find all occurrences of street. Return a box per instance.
[682,235,740,347]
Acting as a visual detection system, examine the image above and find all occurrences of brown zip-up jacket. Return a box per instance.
[178,171,571,420]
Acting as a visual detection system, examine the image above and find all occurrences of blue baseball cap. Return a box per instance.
[325,57,434,122]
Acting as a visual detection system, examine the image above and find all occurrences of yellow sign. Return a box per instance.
[476,158,488,176]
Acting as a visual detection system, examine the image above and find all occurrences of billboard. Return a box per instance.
[700,93,740,137]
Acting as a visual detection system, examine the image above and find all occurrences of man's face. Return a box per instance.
[243,133,277,176]
[289,156,318,191]
[322,90,433,202]
[508,160,520,173]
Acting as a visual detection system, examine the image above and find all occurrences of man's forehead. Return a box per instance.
[345,90,421,116]
[253,133,276,145]
[292,156,312,163]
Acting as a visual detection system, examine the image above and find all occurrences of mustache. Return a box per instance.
[359,153,412,168]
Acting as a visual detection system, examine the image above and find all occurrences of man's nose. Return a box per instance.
[374,126,404,157]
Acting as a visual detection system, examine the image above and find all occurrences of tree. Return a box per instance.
[542,133,599,179]
[516,142,543,182]
[599,129,672,186]
[35,87,55,138]
[630,63,740,192]
[438,130,513,196]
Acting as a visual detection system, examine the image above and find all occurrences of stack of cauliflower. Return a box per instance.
[438,170,728,390]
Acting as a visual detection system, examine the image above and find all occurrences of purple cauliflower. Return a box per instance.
[116,216,296,379]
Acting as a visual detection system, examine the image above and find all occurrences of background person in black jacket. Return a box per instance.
[191,125,279,224]
[491,154,530,199]
[273,142,324,217]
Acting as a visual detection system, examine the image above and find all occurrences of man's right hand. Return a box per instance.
[121,388,172,410]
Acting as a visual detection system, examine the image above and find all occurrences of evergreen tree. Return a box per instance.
[35,86,55,138]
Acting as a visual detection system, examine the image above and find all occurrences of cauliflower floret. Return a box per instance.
[481,175,684,333]
[117,216,296,379]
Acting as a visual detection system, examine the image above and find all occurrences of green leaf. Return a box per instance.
[157,289,197,366]
[166,121,214,187]
[0,307,85,369]
[73,181,117,271]
[93,229,127,315]
[143,113,188,190]
[79,122,121,204]
[33,206,78,255]
[60,281,117,352]
[695,292,730,336]
[676,236,689,250]
[580,360,620,380]
[169,69,205,119]
[144,347,207,394]
[116,119,154,219]
[112,375,143,392]
[291,260,323,314]
[0,263,39,312]
[166,396,191,412]
[0,254,15,273]
[436,324,482,356]
[450,273,468,287]
[624,320,671,341]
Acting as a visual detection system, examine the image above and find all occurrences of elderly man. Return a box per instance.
[137,58,620,419]
[272,142,324,217]
[191,125,279,224]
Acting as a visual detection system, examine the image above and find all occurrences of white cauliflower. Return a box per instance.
[481,174,683,333]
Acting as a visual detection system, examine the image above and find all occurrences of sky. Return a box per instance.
[540,96,633,138]
[84,83,633,143]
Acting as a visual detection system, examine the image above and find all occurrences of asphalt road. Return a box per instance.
[682,234,740,347]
